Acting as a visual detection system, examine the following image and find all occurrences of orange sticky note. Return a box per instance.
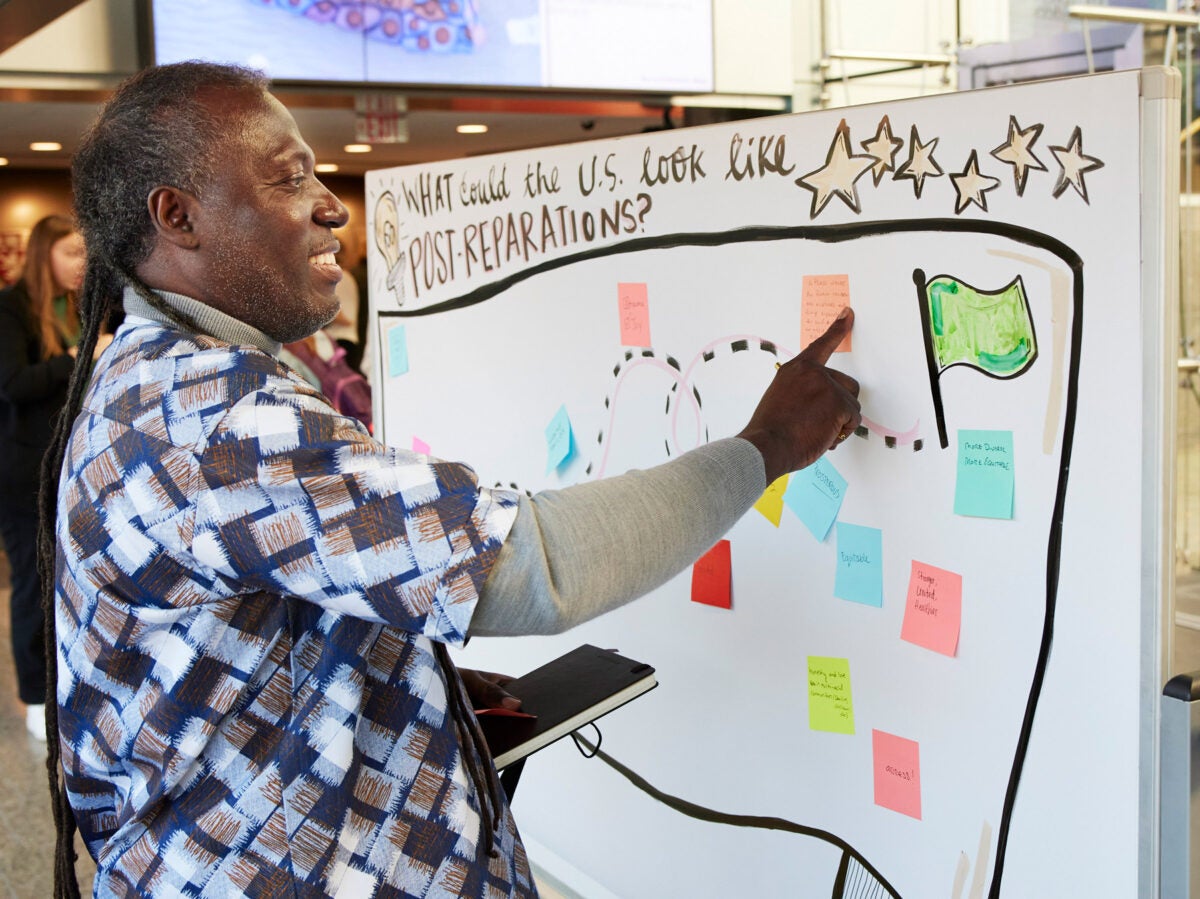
[691,539,731,609]
[618,283,652,347]
[753,474,789,527]
[872,729,921,819]
[802,274,851,352]
[900,560,962,657]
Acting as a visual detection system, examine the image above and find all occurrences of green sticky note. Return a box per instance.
[954,430,1014,519]
[387,325,409,378]
[808,656,855,734]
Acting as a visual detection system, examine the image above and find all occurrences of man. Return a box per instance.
[43,63,860,897]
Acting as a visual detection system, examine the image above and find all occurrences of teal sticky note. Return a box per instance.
[834,522,883,607]
[545,405,575,473]
[387,325,409,378]
[784,457,848,541]
[954,430,1014,519]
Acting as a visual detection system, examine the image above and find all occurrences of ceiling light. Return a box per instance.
[30,141,62,152]
[456,124,488,134]
[343,143,372,154]
[0,157,8,166]
[315,163,339,173]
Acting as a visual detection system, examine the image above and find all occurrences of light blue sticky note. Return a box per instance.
[387,325,409,378]
[545,405,575,473]
[784,457,848,541]
[834,522,883,607]
[954,429,1014,519]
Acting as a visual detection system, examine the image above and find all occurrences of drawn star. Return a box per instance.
[950,150,1001,214]
[860,115,905,185]
[893,125,944,199]
[795,119,877,218]
[1049,126,1105,203]
[990,115,1047,196]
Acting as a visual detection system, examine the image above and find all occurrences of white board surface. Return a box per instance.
[364,69,1173,898]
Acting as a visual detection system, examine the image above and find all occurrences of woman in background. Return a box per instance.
[0,215,83,741]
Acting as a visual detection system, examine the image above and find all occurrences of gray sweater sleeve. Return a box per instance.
[470,437,766,636]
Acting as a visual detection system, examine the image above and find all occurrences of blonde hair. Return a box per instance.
[20,214,79,359]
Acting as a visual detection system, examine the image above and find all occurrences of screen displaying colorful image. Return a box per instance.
[150,0,714,93]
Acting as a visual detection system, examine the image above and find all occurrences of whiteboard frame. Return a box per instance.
[362,66,1182,898]
[1139,65,1181,899]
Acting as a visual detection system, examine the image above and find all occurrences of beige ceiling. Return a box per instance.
[0,90,672,174]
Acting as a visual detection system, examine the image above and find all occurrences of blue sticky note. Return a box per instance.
[387,325,409,378]
[545,405,575,473]
[954,430,1014,519]
[834,522,883,607]
[784,457,848,541]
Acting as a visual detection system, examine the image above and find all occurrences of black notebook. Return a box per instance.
[476,644,657,770]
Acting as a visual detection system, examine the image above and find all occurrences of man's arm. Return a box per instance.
[471,437,764,636]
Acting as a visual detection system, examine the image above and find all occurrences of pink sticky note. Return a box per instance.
[618,283,652,347]
[872,729,921,819]
[412,437,431,455]
[691,540,731,609]
[802,275,851,352]
[900,560,962,657]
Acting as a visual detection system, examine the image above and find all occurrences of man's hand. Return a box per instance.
[460,668,522,712]
[736,308,862,483]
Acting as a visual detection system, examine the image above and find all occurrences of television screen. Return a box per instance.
[149,0,714,94]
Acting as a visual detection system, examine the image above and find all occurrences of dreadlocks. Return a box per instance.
[36,62,268,899]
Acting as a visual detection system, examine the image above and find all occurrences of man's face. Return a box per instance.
[196,90,349,343]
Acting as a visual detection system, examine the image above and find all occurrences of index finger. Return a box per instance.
[798,307,853,366]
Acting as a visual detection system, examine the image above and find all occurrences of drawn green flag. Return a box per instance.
[926,276,1036,376]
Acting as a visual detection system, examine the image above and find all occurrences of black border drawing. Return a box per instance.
[378,217,1083,899]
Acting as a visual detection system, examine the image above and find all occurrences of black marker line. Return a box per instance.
[914,268,948,450]
[380,218,1084,899]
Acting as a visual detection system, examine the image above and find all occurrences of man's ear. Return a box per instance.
[147,186,201,249]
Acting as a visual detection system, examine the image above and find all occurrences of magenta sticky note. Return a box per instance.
[872,729,921,819]
[618,283,652,347]
[900,560,962,657]
[412,437,431,455]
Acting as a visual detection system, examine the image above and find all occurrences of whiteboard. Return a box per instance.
[364,68,1177,898]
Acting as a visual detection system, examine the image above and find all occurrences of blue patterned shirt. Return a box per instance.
[55,310,531,897]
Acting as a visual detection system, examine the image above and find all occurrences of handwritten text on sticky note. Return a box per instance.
[834,522,883,607]
[784,457,847,541]
[753,474,790,527]
[387,325,409,377]
[808,656,855,734]
[873,729,922,819]
[954,430,1014,519]
[618,283,652,347]
[900,560,962,657]
[802,275,851,352]
[545,405,575,473]
[691,539,732,609]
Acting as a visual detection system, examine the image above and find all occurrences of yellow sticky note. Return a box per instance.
[753,474,790,527]
[808,656,855,734]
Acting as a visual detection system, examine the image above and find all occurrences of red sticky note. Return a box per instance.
[691,539,731,609]
[872,729,921,819]
[618,282,652,347]
[412,437,431,455]
[900,560,962,657]
[802,274,851,352]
